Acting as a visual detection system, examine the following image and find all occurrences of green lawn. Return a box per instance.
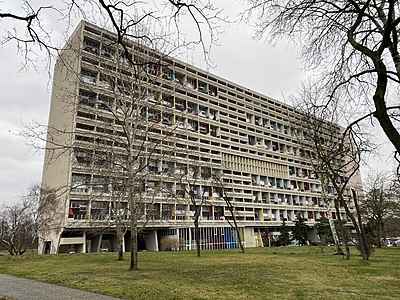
[0,247,399,300]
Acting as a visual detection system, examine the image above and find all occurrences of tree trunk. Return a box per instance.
[129,197,138,271]
[221,190,244,253]
[118,247,124,261]
[333,199,348,258]
[372,58,400,155]
[339,208,351,260]
[234,222,244,253]
[352,189,370,260]
[194,210,201,257]
[342,198,368,260]
[117,227,124,261]
[343,236,350,260]
[377,221,382,248]
[227,205,244,253]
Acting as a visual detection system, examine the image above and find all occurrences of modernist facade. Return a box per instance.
[39,21,358,254]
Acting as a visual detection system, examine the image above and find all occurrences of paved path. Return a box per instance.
[0,274,122,300]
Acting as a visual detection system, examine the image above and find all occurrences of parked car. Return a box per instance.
[384,239,393,247]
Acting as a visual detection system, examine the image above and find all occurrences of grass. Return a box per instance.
[0,247,399,299]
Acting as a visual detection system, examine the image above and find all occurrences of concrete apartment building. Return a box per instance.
[39,21,358,254]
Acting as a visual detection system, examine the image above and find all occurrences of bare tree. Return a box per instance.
[245,0,400,164]
[171,155,245,256]
[67,42,181,269]
[213,175,245,253]
[292,84,371,259]
[0,184,57,255]
[173,162,209,257]
[362,172,400,247]
[105,57,178,269]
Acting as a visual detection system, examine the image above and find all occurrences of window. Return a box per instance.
[83,38,99,54]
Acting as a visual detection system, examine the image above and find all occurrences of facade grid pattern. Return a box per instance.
[39,21,353,254]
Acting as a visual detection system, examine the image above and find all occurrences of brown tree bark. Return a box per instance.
[194,205,201,257]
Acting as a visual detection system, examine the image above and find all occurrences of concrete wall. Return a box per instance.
[145,230,159,251]
[244,227,255,248]
[39,23,84,254]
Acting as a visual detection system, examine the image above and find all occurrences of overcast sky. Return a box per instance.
[0,2,396,205]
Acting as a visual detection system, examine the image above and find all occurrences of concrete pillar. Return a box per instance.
[188,227,192,250]
[111,234,118,252]
[307,226,319,244]
[125,232,132,252]
[86,240,92,253]
[144,230,158,251]
[177,228,180,250]
[91,234,102,252]
[82,232,86,253]
[258,229,264,247]
[37,239,45,255]
[37,229,61,254]
[75,243,84,253]
[244,227,254,248]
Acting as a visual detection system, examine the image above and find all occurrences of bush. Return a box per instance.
[159,236,179,251]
